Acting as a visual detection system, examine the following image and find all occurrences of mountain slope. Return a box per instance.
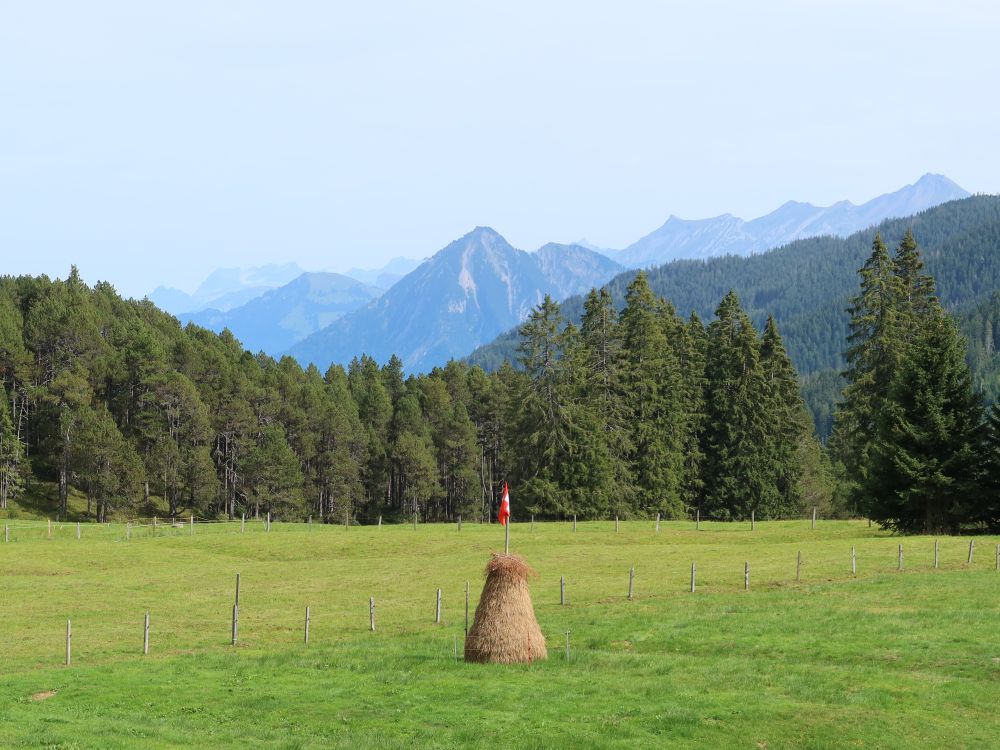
[286,227,624,372]
[468,195,1000,434]
[617,173,969,267]
[180,272,382,354]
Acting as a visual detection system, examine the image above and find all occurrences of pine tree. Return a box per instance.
[0,384,24,510]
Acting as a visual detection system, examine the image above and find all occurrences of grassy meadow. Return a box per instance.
[0,516,998,749]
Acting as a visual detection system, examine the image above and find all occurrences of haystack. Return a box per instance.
[464,553,547,663]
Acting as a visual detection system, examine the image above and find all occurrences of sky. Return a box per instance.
[1,0,998,298]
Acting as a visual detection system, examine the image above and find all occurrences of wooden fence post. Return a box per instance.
[796,550,802,582]
[565,630,571,661]
[413,511,417,530]
[690,562,696,592]
[615,515,620,533]
[143,612,150,655]
[851,546,857,575]
[126,522,131,542]
[436,588,442,624]
[65,619,71,666]
[369,597,376,632]
[48,518,52,538]
[751,510,755,531]
[812,507,816,529]
[560,575,565,605]
[967,539,975,564]
[628,566,635,601]
[231,605,239,645]
[457,514,462,531]
[531,514,534,532]
[76,522,81,540]
[378,515,382,528]
[744,561,750,590]
[898,544,904,571]
[235,573,241,607]
[153,516,157,536]
[464,581,470,637]
[190,515,194,535]
[308,515,312,530]
[655,513,660,533]
[304,606,311,644]
[266,512,271,532]
[241,514,245,533]
[934,539,939,569]
[4,524,8,543]
[696,509,700,530]
[573,514,577,532]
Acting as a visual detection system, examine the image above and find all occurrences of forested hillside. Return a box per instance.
[469,196,1000,437]
[0,269,820,523]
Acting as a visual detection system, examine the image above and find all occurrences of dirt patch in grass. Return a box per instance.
[31,691,56,701]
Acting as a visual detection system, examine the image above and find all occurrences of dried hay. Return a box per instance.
[464,553,547,664]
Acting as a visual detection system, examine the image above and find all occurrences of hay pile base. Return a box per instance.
[464,553,547,664]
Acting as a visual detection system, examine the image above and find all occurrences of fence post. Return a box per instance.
[48,518,52,539]
[812,507,816,529]
[190,515,194,535]
[231,605,239,645]
[560,575,565,605]
[235,573,241,607]
[378,515,382,528]
[655,513,660,533]
[4,524,8,543]
[967,539,975,564]
[153,516,157,536]
[126,522,131,542]
[851,546,857,575]
[457,514,462,531]
[413,512,417,530]
[436,588,442,624]
[898,544,904,571]
[65,619,71,666]
[369,597,376,632]
[751,510,755,531]
[266,512,271,532]
[934,539,939,569]
[143,612,150,655]
[77,522,81,540]
[241,514,245,533]
[308,515,312,530]
[565,630,571,661]
[615,515,620,533]
[531,514,534,532]
[744,561,750,590]
[464,581,470,637]
[628,566,635,601]
[573,514,577,532]
[796,551,802,582]
[304,606,311,644]
[690,562,696,592]
[696,509,700,530]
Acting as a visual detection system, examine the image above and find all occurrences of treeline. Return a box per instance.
[831,232,1000,533]
[0,268,825,523]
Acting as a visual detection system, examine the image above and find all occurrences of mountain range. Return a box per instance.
[613,173,969,267]
[149,262,306,315]
[179,272,383,354]
[286,228,624,371]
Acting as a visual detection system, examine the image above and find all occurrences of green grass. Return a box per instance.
[1,519,998,749]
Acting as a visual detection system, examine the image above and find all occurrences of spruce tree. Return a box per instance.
[866,308,984,533]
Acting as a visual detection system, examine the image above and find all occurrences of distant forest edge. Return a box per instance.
[467,196,1000,438]
[0,267,820,524]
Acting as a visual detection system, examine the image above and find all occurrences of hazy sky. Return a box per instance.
[2,1,998,297]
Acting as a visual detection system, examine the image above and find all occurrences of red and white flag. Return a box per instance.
[498,482,510,526]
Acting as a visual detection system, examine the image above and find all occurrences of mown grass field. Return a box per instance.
[0,517,998,749]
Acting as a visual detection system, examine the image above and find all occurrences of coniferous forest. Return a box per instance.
[1,230,998,533]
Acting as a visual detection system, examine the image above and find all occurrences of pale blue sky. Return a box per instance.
[1,1,998,297]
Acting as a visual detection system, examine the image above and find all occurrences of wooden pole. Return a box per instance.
[565,630,571,661]
[76,522,80,540]
[369,597,376,632]
[435,588,442,624]
[266,512,271,532]
[696,509,700,530]
[126,522,131,542]
[615,515,620,533]
[898,544,904,571]
[751,510,755,531]
[190,515,194,535]
[65,619,71,666]
[345,507,349,529]
[744,561,750,590]
[531,514,534,532]
[241,514,245,533]
[934,539,939,569]
[4,524,8,543]
[235,573,241,607]
[143,611,150,655]
[627,566,635,601]
[573,514,577,532]
[454,634,459,661]
[231,604,239,646]
[457,514,462,531]
[851,546,857,576]
[308,515,312,530]
[560,575,565,606]
[464,581,470,637]
[655,513,660,533]
[967,539,975,564]
[504,519,510,555]
[48,518,52,538]
[812,507,816,529]
[413,511,417,530]
[796,550,802,582]
[153,516,157,536]
[378,515,382,528]
[690,562,696,592]
[304,606,311,644]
